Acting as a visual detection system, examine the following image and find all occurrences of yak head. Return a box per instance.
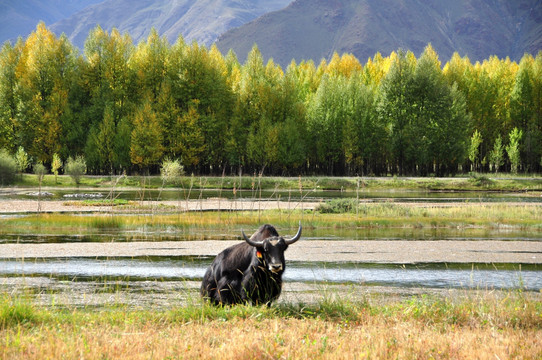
[242,224,302,274]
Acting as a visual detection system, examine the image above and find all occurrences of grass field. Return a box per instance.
[1,291,540,359]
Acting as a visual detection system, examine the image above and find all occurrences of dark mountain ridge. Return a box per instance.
[2,0,540,68]
[216,0,542,67]
[49,0,292,48]
[0,0,103,44]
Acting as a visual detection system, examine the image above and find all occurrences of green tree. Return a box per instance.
[464,63,499,171]
[307,75,348,174]
[489,135,504,173]
[168,41,232,172]
[14,146,30,175]
[510,57,533,131]
[82,26,135,173]
[33,162,46,182]
[172,105,206,168]
[94,106,116,172]
[511,55,540,172]
[229,45,266,172]
[65,155,86,185]
[130,28,169,101]
[0,149,17,184]
[113,117,132,172]
[51,153,62,183]
[15,23,76,165]
[377,50,417,175]
[410,46,469,175]
[272,61,307,173]
[468,130,483,172]
[0,40,22,151]
[506,127,522,175]
[130,102,163,171]
[160,158,183,185]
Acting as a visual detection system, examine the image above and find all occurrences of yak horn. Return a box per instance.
[242,229,263,247]
[285,223,302,245]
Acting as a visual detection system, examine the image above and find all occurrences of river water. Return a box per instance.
[1,188,541,299]
[0,256,539,291]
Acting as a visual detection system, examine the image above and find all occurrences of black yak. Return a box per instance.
[200,224,302,305]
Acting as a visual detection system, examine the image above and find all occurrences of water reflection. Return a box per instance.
[1,227,541,244]
[0,257,539,291]
[2,188,541,203]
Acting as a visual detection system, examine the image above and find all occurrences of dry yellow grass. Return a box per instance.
[2,316,540,359]
[2,290,541,360]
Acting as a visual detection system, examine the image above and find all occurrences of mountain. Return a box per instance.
[216,0,542,67]
[0,0,103,44]
[49,0,292,49]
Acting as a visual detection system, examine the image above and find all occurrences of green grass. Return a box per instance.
[10,173,542,191]
[1,201,541,235]
[0,296,43,328]
[88,216,124,229]
[1,290,540,359]
[79,199,130,206]
[1,290,539,330]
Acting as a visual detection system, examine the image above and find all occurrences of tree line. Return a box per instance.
[0,23,541,177]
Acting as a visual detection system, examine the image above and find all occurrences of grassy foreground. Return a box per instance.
[1,291,540,359]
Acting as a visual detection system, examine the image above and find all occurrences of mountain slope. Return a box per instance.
[216,0,542,67]
[49,0,292,48]
[0,0,103,44]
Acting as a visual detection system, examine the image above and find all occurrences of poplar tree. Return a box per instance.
[506,127,522,174]
[16,23,75,165]
[130,102,163,172]
[377,50,416,175]
[0,41,22,151]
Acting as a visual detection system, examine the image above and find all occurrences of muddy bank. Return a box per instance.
[0,199,322,213]
[1,197,541,214]
[1,239,540,264]
[4,276,534,309]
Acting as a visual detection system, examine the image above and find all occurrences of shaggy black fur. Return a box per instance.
[201,224,294,305]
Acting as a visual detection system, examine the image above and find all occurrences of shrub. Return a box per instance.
[0,149,17,184]
[468,172,493,186]
[32,162,47,181]
[14,146,30,174]
[65,156,87,185]
[506,127,522,175]
[316,198,359,214]
[51,153,62,183]
[160,158,184,185]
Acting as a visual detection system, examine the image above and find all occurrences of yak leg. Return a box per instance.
[215,277,243,305]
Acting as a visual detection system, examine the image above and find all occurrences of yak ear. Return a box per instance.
[242,229,264,247]
[285,223,302,245]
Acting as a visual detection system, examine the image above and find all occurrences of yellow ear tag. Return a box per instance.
[256,251,263,258]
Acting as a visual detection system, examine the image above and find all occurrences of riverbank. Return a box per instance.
[1,239,540,264]
[5,173,542,192]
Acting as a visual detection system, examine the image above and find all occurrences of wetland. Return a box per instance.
[1,175,541,307]
[1,175,541,359]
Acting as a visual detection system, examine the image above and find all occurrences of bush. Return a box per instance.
[468,172,493,186]
[32,162,47,182]
[14,146,30,174]
[316,198,359,214]
[160,158,184,185]
[65,156,87,185]
[0,149,17,185]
